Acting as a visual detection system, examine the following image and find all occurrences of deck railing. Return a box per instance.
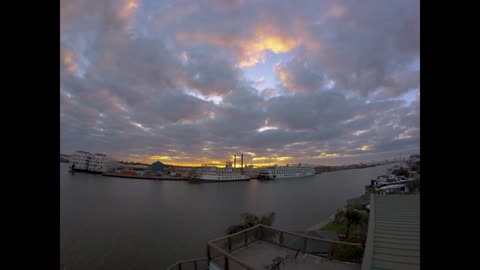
[206,224,364,270]
[166,258,209,270]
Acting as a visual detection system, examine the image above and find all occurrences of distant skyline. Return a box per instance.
[61,0,419,167]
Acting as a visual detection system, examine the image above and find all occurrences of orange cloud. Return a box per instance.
[278,70,290,86]
[255,76,266,85]
[149,155,175,161]
[328,4,347,18]
[273,62,297,90]
[95,89,128,114]
[119,0,139,18]
[118,0,140,31]
[252,156,292,161]
[250,25,297,54]
[314,152,355,159]
[238,25,297,67]
[63,50,79,72]
[360,145,370,151]
[180,51,189,62]
[258,88,279,99]
[176,24,298,68]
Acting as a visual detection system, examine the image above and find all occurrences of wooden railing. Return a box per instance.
[206,224,364,270]
[166,258,209,270]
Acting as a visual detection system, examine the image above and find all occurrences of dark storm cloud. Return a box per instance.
[276,0,419,98]
[61,0,419,165]
[182,51,241,96]
[267,92,360,131]
[275,59,326,93]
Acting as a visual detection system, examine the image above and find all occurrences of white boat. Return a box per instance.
[69,150,119,173]
[370,174,396,186]
[192,154,250,182]
[370,175,413,188]
[192,162,250,182]
[257,164,315,180]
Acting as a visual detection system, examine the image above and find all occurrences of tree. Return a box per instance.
[226,212,276,234]
[345,208,362,240]
[406,179,420,193]
[392,167,410,178]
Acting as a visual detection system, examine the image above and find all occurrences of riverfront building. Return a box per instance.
[151,161,165,173]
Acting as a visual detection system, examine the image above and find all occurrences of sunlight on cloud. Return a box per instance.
[253,156,292,161]
[176,24,298,68]
[149,155,173,161]
[129,120,150,131]
[314,3,347,25]
[255,76,266,85]
[184,90,223,105]
[353,130,369,136]
[314,152,355,159]
[118,0,140,31]
[257,126,278,132]
[238,26,297,67]
[273,62,294,90]
[63,50,79,72]
[180,51,189,62]
[329,4,347,17]
[325,80,336,90]
[119,0,139,18]
[257,119,279,132]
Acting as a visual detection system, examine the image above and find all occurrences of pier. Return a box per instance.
[102,172,191,181]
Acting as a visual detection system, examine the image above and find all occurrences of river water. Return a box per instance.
[60,163,393,270]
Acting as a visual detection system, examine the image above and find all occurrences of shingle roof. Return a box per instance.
[362,194,420,270]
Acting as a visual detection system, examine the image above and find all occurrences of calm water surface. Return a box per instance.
[60,163,393,270]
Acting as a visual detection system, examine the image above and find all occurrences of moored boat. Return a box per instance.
[192,154,250,182]
[257,164,315,180]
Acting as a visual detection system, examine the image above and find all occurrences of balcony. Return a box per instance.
[168,224,363,270]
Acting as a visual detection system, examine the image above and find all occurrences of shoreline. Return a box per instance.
[102,172,190,181]
[305,212,336,231]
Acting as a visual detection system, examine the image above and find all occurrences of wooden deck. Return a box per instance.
[211,241,360,270]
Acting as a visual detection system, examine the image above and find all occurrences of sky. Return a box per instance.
[60,0,420,166]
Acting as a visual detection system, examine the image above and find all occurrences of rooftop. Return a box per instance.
[361,194,420,270]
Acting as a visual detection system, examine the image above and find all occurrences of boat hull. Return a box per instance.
[69,164,104,174]
[69,168,103,174]
[191,176,250,182]
[257,171,315,180]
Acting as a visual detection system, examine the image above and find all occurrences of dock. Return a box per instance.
[102,172,191,181]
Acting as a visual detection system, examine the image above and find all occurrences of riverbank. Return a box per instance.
[305,212,336,231]
[312,159,420,238]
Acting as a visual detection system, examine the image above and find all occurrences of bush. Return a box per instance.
[392,167,410,177]
[406,179,420,192]
[332,244,364,263]
[226,212,276,234]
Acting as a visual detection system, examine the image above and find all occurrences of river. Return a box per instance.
[60,163,393,270]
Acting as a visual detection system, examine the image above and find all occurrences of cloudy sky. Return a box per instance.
[60,0,419,166]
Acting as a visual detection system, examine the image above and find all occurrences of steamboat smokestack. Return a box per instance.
[241,154,244,172]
